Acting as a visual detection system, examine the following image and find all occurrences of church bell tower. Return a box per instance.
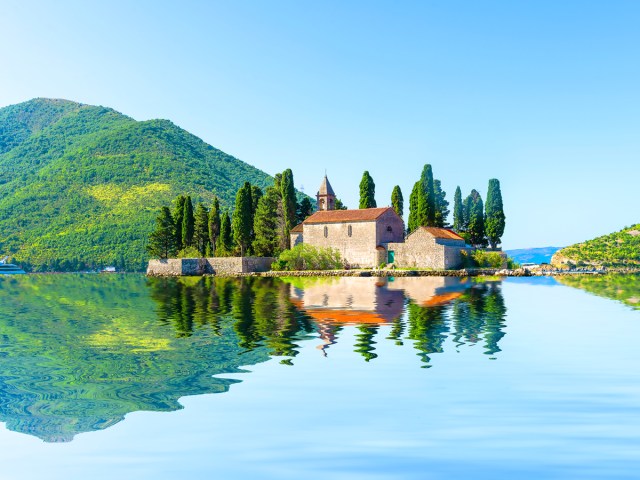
[316,175,336,211]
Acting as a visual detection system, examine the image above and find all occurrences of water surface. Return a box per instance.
[0,274,639,479]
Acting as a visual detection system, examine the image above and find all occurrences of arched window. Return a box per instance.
[387,226,393,232]
[324,226,328,238]
[348,225,353,237]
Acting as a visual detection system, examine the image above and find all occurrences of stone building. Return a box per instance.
[296,207,405,268]
[387,227,468,270]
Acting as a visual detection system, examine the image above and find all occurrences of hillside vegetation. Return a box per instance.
[0,98,279,271]
[552,224,640,267]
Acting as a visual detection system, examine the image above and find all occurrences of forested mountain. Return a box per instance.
[552,224,640,267]
[0,98,278,271]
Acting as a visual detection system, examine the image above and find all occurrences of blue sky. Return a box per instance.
[1,0,638,248]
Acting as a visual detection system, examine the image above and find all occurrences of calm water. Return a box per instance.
[0,273,639,479]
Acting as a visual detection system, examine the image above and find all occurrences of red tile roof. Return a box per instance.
[303,207,396,224]
[290,223,304,233]
[416,227,465,241]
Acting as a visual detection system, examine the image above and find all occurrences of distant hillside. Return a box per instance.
[0,98,281,271]
[552,224,640,267]
[505,247,561,265]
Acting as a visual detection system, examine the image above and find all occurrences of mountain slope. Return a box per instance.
[552,224,640,267]
[0,98,278,271]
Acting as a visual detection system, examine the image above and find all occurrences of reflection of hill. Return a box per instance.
[0,275,512,441]
[557,274,640,310]
[0,275,270,442]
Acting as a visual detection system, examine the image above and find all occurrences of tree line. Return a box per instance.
[147,169,314,259]
[357,165,505,247]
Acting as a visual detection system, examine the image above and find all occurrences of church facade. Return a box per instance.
[291,175,469,269]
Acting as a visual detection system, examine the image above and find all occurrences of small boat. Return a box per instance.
[100,266,117,273]
[0,257,26,275]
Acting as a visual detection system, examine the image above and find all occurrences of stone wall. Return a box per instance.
[147,257,275,276]
[304,221,379,268]
[387,228,466,269]
[290,232,303,248]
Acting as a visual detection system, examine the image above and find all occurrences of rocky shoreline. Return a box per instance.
[198,267,639,278]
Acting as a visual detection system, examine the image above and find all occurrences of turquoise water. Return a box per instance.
[0,274,639,479]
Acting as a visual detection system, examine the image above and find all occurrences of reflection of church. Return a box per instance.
[288,276,474,356]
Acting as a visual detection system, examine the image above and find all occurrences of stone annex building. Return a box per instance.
[290,175,469,269]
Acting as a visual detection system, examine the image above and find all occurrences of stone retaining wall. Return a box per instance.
[147,257,276,276]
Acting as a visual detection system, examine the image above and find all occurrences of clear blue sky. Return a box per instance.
[1,0,638,248]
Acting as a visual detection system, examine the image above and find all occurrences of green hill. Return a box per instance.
[552,224,640,267]
[0,98,279,271]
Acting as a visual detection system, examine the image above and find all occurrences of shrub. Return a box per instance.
[470,250,505,268]
[177,246,202,258]
[272,244,343,271]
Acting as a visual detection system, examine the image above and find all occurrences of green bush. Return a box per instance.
[177,246,201,258]
[472,250,505,268]
[272,244,343,271]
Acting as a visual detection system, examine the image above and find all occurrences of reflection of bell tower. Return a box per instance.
[316,175,336,211]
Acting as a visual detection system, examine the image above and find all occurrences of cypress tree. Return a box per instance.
[208,197,221,256]
[173,196,186,250]
[334,198,348,210]
[462,194,472,231]
[217,210,233,256]
[253,186,281,257]
[193,203,210,256]
[467,189,486,246]
[433,179,449,228]
[391,185,403,217]
[251,185,263,216]
[453,186,463,232]
[147,207,177,259]
[407,181,420,233]
[181,196,195,248]
[232,182,253,256]
[280,169,297,231]
[296,197,313,224]
[359,171,377,209]
[485,178,506,248]
[417,164,435,226]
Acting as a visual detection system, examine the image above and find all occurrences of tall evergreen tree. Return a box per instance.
[407,181,420,233]
[208,197,221,256]
[253,186,281,257]
[467,189,486,246]
[433,179,449,228]
[232,182,253,256]
[391,185,403,217]
[462,194,472,231]
[193,203,210,256]
[181,196,195,248]
[217,210,233,255]
[485,178,506,248]
[453,186,463,232]
[147,207,177,259]
[417,164,436,226]
[251,185,263,216]
[334,198,348,210]
[173,195,186,250]
[280,169,297,248]
[280,169,296,229]
[359,171,377,209]
[296,197,313,224]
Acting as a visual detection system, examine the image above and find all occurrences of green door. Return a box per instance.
[387,250,395,263]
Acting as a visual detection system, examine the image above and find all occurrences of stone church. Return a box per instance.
[291,175,468,269]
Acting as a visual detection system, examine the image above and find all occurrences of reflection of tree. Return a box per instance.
[406,304,449,368]
[386,317,405,346]
[354,325,378,361]
[451,282,507,357]
[150,277,315,364]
